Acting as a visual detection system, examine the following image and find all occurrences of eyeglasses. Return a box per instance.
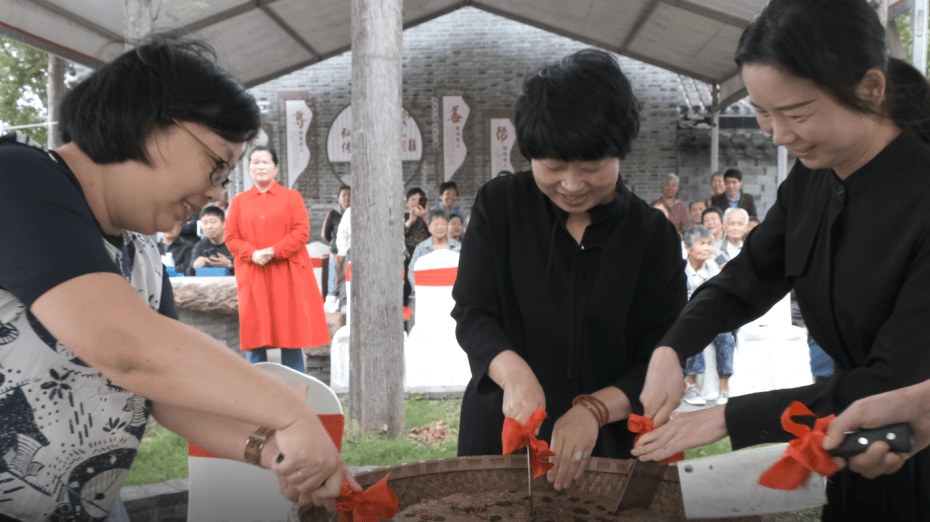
[172,119,233,188]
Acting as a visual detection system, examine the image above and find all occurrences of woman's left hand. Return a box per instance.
[547,404,599,490]
[631,405,728,462]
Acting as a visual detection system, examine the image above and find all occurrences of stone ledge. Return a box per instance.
[170,276,239,314]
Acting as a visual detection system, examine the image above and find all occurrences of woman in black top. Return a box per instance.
[634,0,930,519]
[451,49,686,491]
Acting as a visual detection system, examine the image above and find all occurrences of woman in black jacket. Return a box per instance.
[451,48,687,491]
[635,0,930,519]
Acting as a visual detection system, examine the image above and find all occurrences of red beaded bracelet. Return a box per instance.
[573,394,608,428]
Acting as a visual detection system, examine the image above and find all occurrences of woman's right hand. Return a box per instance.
[270,414,360,507]
[640,346,685,427]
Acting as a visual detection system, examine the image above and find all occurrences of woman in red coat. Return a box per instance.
[226,146,330,371]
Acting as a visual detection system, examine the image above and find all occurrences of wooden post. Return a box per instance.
[348,0,406,436]
[46,55,67,149]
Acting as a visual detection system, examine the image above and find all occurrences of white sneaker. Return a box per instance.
[323,295,338,313]
[716,391,729,404]
[683,384,707,406]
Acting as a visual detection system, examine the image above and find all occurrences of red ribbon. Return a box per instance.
[758,402,838,490]
[336,475,399,522]
[627,414,684,464]
[502,408,556,479]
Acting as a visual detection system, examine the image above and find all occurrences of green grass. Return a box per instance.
[124,418,189,486]
[340,396,461,467]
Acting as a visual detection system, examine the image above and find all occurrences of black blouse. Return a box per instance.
[452,171,686,459]
[660,131,930,520]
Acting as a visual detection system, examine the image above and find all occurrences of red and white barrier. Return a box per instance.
[306,241,330,295]
[404,249,471,393]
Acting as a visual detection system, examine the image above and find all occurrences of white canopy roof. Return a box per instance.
[1,0,767,107]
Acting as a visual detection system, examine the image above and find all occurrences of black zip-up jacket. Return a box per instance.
[452,171,686,459]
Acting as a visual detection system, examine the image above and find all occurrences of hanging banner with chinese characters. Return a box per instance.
[326,105,423,163]
[285,100,312,189]
[443,96,469,182]
[490,118,515,177]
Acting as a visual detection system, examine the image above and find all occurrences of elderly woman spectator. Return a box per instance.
[702,206,724,241]
[689,200,706,226]
[680,226,736,405]
[714,207,749,265]
[407,209,461,293]
[0,39,354,521]
[652,173,690,233]
[226,146,331,372]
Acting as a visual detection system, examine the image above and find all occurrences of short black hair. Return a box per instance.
[427,208,449,225]
[689,200,706,211]
[723,168,742,181]
[250,145,278,166]
[515,49,640,161]
[338,185,350,195]
[60,37,261,165]
[406,187,426,200]
[439,181,458,195]
[702,206,724,221]
[200,205,225,222]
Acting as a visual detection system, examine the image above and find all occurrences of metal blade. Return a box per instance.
[527,450,535,520]
[614,460,666,512]
[678,443,827,518]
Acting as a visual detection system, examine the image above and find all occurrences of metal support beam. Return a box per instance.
[660,0,753,29]
[620,0,661,52]
[913,0,928,75]
[777,146,788,186]
[711,85,720,173]
[257,3,320,58]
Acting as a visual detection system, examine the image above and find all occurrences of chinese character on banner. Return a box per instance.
[443,96,470,181]
[450,105,463,124]
[409,139,417,152]
[285,100,313,189]
[490,118,516,178]
[496,126,508,143]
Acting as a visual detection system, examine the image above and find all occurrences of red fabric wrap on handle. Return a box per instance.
[627,414,684,464]
[414,266,458,286]
[758,401,838,490]
[337,475,399,522]
[310,257,325,268]
[188,413,344,458]
[502,407,556,479]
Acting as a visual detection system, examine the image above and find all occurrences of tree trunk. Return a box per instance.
[46,55,67,149]
[124,0,153,50]
[348,0,406,436]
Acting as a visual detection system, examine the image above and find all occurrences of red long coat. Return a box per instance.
[226,181,331,350]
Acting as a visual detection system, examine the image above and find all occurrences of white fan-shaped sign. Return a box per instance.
[326,105,423,163]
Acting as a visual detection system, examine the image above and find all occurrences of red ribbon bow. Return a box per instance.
[336,475,399,522]
[627,414,685,464]
[502,407,556,479]
[758,401,838,490]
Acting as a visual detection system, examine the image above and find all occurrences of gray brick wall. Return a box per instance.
[245,7,681,234]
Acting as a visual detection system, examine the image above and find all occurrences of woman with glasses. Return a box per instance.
[0,39,356,522]
[225,146,331,372]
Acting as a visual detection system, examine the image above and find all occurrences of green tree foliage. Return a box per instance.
[0,36,48,144]
[895,11,930,73]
